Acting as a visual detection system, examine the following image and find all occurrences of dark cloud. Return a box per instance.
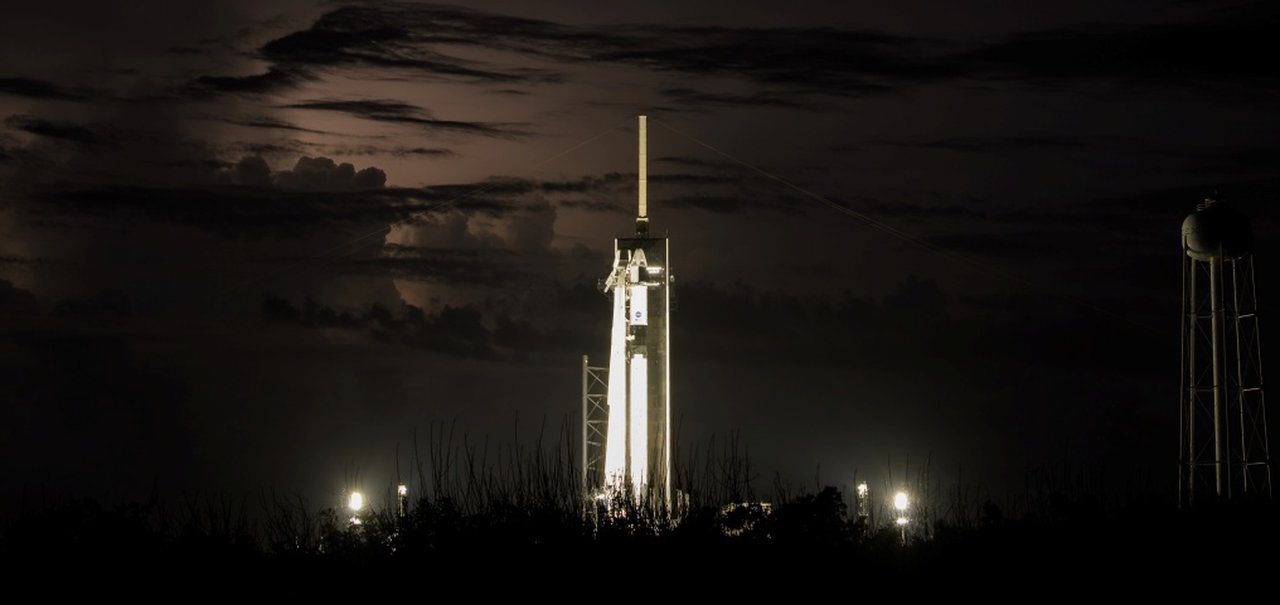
[650,172,745,186]
[253,5,559,84]
[864,199,988,221]
[192,67,305,95]
[229,155,391,192]
[654,156,735,170]
[1091,177,1280,214]
[283,99,521,138]
[666,195,746,214]
[1189,146,1280,175]
[54,290,134,319]
[165,45,205,55]
[274,156,386,191]
[189,12,298,49]
[410,170,811,216]
[0,279,38,312]
[421,173,632,200]
[660,187,814,215]
[327,145,454,158]
[885,136,1087,153]
[4,114,107,145]
[672,277,1163,374]
[38,156,414,233]
[230,141,307,156]
[608,29,929,96]
[42,185,405,232]
[557,198,627,213]
[243,4,933,101]
[660,87,817,110]
[218,1,1280,110]
[160,158,234,171]
[958,2,1280,93]
[336,244,543,290]
[31,167,652,233]
[218,116,332,135]
[188,4,922,107]
[261,296,513,359]
[926,232,1050,257]
[234,155,272,188]
[0,77,88,100]
[988,205,1138,230]
[288,98,420,117]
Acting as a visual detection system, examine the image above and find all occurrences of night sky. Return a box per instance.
[3,0,1278,514]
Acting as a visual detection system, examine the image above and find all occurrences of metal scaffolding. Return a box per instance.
[581,355,609,494]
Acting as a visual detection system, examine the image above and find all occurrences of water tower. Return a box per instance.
[1179,198,1272,505]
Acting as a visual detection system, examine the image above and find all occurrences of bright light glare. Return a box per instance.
[896,517,909,526]
[348,491,365,512]
[856,482,868,497]
[603,285,628,488]
[893,491,909,511]
[629,354,649,492]
[397,484,408,497]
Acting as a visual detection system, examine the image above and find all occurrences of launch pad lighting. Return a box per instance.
[856,482,868,497]
[893,490,910,543]
[397,484,408,497]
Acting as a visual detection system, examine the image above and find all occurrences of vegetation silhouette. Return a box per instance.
[3,422,1277,577]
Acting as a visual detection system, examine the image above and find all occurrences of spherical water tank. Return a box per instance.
[1182,199,1252,261]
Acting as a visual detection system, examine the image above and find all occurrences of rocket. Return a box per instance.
[601,116,671,505]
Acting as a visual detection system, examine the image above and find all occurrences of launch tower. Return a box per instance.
[582,116,672,509]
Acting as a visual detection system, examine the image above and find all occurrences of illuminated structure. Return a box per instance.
[893,490,909,545]
[855,482,870,528]
[348,490,365,526]
[1179,199,1272,505]
[581,116,672,508]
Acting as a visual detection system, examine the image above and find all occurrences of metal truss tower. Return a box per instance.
[580,356,608,494]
